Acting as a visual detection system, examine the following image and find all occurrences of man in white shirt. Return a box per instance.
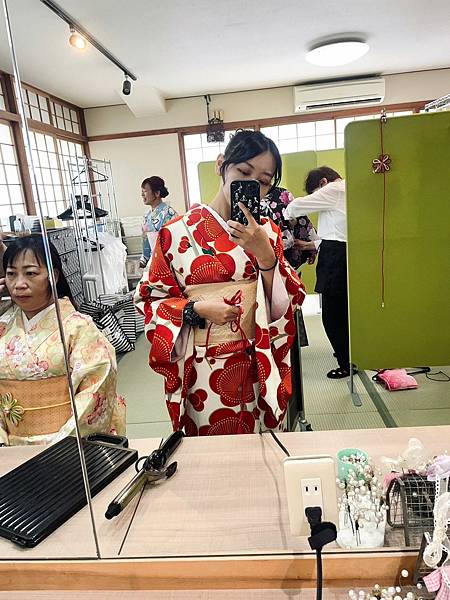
[284,167,350,379]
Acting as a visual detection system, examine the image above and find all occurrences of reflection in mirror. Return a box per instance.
[1,0,449,577]
[0,0,118,561]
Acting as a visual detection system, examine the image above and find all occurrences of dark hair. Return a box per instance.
[3,234,76,306]
[220,130,282,192]
[304,166,341,195]
[141,176,169,199]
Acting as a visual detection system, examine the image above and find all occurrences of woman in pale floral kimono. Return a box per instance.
[0,235,125,446]
[135,130,305,436]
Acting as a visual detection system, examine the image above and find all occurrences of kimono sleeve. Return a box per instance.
[134,226,189,393]
[53,313,126,442]
[162,206,177,225]
[267,219,306,324]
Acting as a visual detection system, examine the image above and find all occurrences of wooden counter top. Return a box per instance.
[1,425,447,591]
[94,425,449,559]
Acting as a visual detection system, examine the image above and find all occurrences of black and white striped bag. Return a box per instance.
[79,300,134,353]
[100,292,145,335]
[99,293,137,344]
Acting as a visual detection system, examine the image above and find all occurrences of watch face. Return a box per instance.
[184,302,199,326]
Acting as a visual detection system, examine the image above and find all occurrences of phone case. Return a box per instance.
[230,180,261,225]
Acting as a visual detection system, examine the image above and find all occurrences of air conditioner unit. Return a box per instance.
[294,78,385,113]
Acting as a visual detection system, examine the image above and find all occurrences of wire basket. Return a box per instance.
[386,474,436,547]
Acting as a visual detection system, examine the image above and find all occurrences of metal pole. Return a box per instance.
[2,0,101,558]
[85,158,106,295]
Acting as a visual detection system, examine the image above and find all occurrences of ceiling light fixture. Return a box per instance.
[40,0,137,83]
[306,40,369,67]
[69,27,86,50]
[122,74,132,96]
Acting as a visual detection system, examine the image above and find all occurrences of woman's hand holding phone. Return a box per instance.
[227,203,276,268]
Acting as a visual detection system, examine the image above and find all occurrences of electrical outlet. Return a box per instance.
[301,477,323,521]
[283,455,338,537]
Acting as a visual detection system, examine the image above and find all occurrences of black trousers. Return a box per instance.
[315,240,349,369]
[321,287,349,369]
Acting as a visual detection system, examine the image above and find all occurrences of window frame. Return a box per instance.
[0,70,90,224]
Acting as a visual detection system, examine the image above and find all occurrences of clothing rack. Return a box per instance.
[67,156,123,301]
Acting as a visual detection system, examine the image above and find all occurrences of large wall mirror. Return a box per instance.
[1,0,449,572]
[0,0,113,560]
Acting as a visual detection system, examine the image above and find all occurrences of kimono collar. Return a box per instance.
[147,201,168,216]
[200,203,263,267]
[202,203,228,229]
[17,297,76,334]
[22,303,56,334]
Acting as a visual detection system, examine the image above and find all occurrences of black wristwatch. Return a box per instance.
[183,301,206,328]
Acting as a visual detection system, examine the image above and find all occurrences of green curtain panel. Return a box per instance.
[345,111,450,369]
[197,149,345,295]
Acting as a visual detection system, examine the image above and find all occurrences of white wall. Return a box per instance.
[85,68,450,218]
[85,69,450,136]
[89,134,185,217]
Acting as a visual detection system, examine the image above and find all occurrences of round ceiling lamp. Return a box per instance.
[69,27,87,50]
[306,40,369,67]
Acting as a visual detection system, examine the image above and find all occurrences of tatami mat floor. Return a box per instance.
[117,299,450,437]
[117,335,172,439]
[300,314,386,430]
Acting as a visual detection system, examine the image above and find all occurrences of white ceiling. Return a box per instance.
[0,0,449,110]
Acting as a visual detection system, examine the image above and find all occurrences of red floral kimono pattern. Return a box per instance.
[135,204,305,436]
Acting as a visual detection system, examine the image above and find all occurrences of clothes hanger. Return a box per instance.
[71,166,108,184]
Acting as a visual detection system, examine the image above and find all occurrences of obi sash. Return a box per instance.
[0,376,72,437]
[184,278,257,352]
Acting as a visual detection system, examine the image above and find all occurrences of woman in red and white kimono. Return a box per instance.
[135,130,305,436]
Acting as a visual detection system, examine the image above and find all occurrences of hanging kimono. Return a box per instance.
[135,204,305,436]
[0,298,126,446]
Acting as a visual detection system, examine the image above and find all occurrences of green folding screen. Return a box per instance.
[345,111,450,369]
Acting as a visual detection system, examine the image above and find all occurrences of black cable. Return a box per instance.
[426,371,450,382]
[406,366,431,376]
[265,431,329,600]
[316,549,323,600]
[268,430,290,457]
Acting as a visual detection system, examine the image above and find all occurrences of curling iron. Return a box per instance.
[105,430,184,519]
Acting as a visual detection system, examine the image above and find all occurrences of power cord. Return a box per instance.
[268,430,290,457]
[305,506,337,600]
[265,431,338,599]
[426,370,450,382]
[404,366,449,382]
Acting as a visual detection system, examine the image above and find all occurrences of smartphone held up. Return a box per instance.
[230,180,261,226]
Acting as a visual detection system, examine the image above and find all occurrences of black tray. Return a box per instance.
[0,435,137,548]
